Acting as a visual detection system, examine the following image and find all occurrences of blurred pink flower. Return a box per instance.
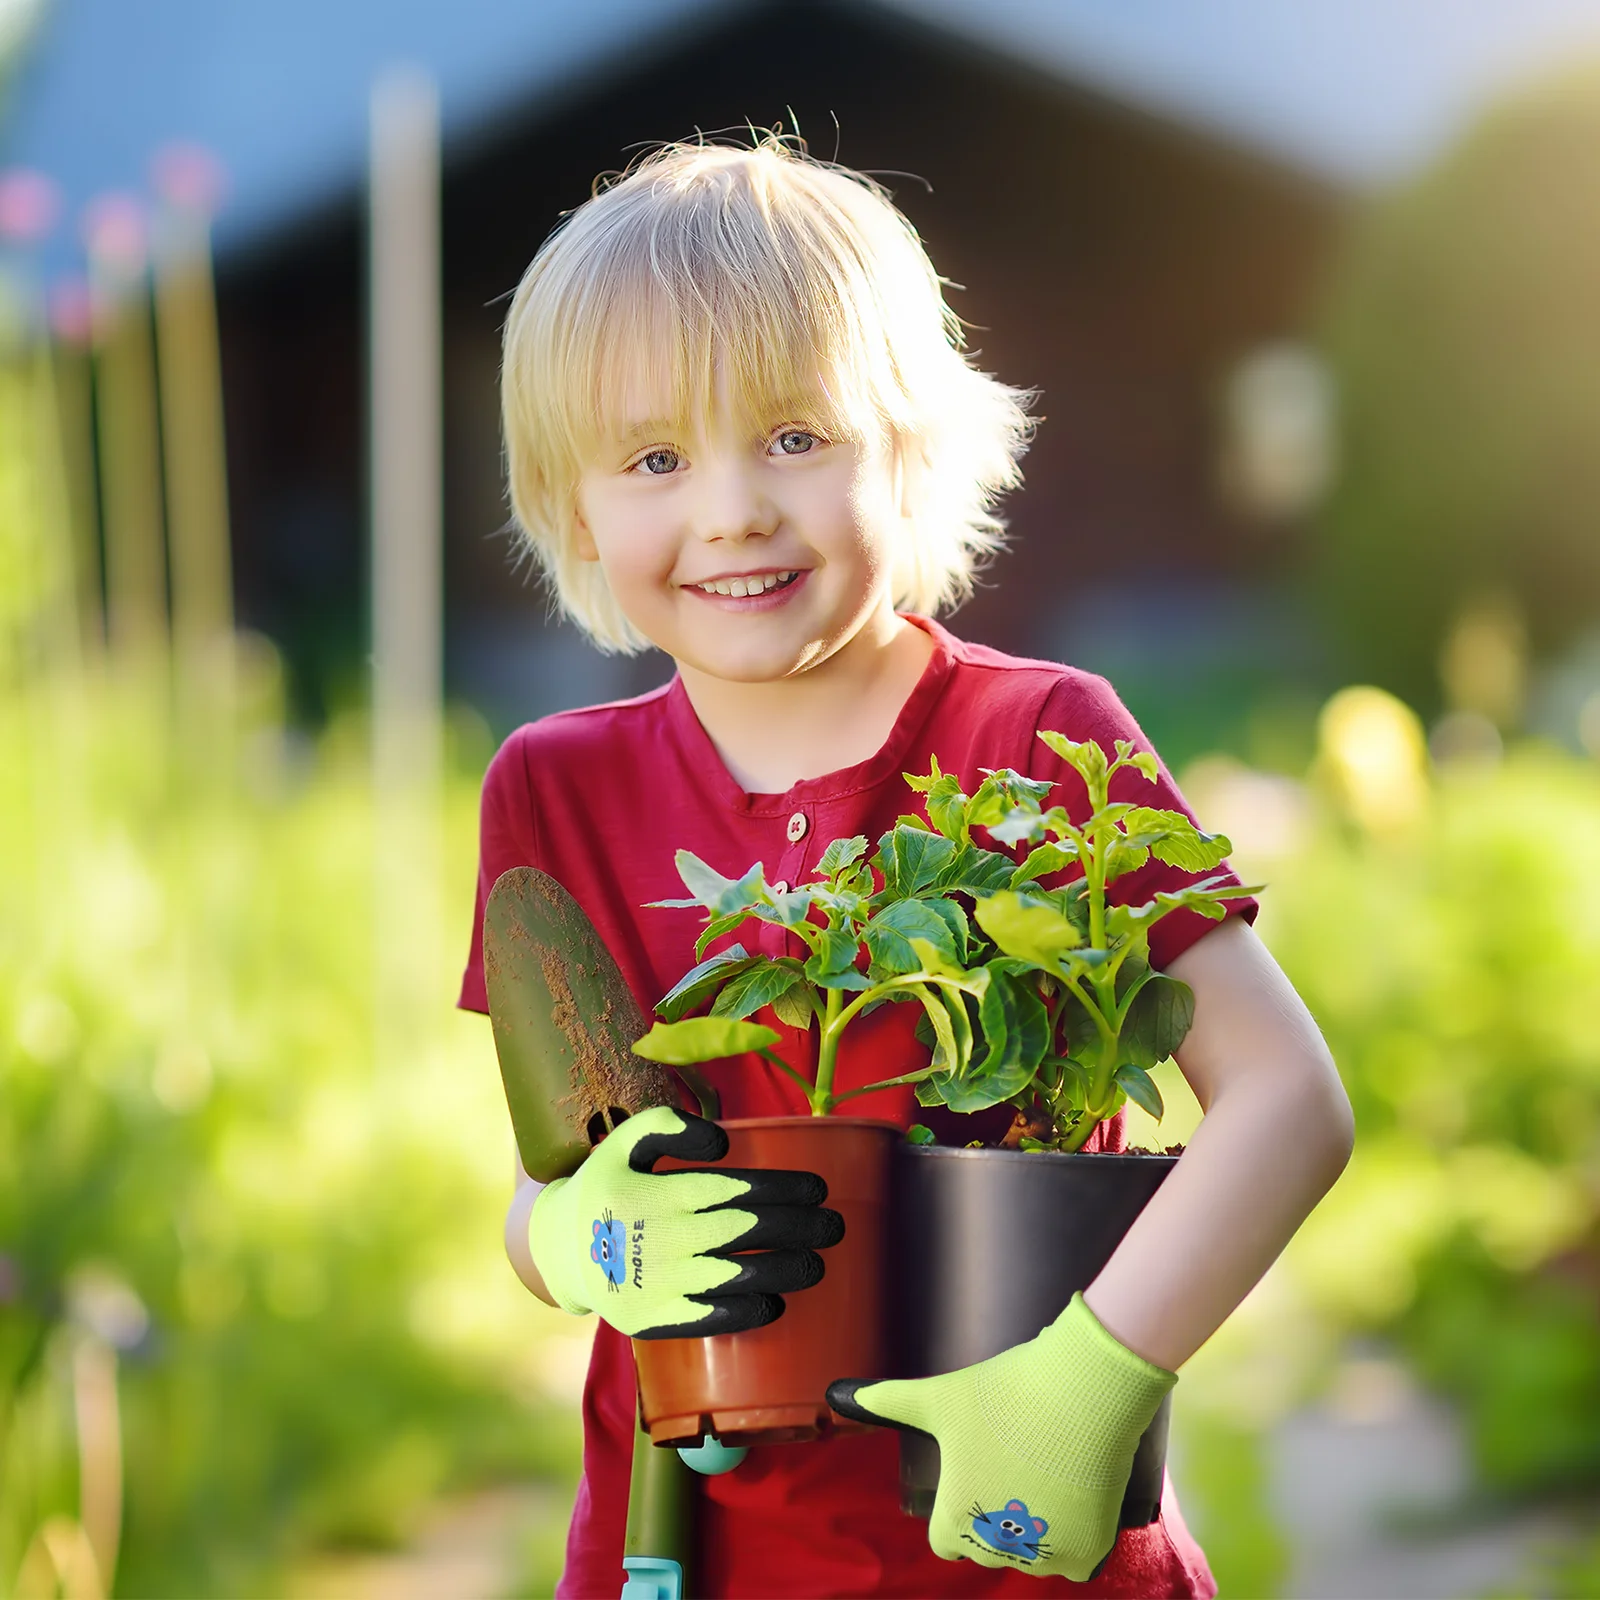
[81,192,147,273]
[48,276,95,344]
[151,143,227,216]
[0,168,61,244]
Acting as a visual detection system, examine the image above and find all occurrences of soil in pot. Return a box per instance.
[633,1117,899,1448]
[889,1142,1178,1527]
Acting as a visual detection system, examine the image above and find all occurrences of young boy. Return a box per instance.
[459,136,1353,1597]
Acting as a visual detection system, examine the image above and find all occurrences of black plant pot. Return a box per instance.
[889,1143,1178,1527]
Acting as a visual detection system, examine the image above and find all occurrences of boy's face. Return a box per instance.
[574,381,909,684]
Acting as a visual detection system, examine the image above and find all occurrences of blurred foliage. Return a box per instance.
[0,348,582,1594]
[1168,1413,1289,1598]
[1313,68,1600,716]
[1268,736,1600,1503]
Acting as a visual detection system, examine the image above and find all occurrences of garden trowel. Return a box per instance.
[483,865,695,1600]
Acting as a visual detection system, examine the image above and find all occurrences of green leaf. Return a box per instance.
[755,884,817,927]
[1029,883,1092,941]
[987,807,1046,847]
[942,984,975,1076]
[694,909,753,960]
[1113,742,1160,785]
[907,938,986,988]
[809,884,869,922]
[815,836,870,879]
[972,969,1050,1100]
[803,927,872,990]
[905,1123,937,1146]
[1120,969,1196,1068]
[771,980,816,1030]
[914,981,960,1071]
[890,826,959,896]
[633,1016,780,1065]
[968,768,1055,827]
[1011,840,1079,887]
[902,754,943,793]
[1038,730,1109,792]
[864,898,969,976]
[1128,874,1263,928]
[710,958,809,1021]
[1053,1057,1091,1110]
[924,772,971,843]
[656,946,754,1021]
[1058,946,1113,980]
[919,1064,1014,1115]
[973,890,1083,971]
[1122,807,1233,873]
[933,844,1016,898]
[964,772,1013,830]
[1115,1061,1165,1120]
[672,850,767,915]
[1103,839,1152,881]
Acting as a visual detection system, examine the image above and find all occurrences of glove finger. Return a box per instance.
[708,1247,826,1298]
[624,1109,729,1172]
[634,1290,785,1340]
[695,1165,829,1209]
[825,1376,934,1437]
[713,1203,845,1253]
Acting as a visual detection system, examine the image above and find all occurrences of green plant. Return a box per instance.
[958,733,1258,1150]
[634,734,1257,1147]
[632,826,1006,1116]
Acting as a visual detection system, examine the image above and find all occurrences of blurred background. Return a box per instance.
[4,0,1600,1594]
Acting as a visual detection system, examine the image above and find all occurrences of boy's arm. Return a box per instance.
[1083,915,1354,1372]
[506,1151,559,1307]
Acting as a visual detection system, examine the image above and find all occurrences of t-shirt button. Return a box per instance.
[771,881,788,895]
[786,812,808,843]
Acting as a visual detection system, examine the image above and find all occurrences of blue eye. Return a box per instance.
[636,448,681,475]
[774,430,818,456]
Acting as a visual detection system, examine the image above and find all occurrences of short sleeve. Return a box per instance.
[458,731,540,1014]
[1030,672,1258,971]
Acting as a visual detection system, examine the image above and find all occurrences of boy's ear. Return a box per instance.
[573,508,600,563]
[893,433,932,521]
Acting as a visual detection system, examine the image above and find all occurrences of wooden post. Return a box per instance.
[152,145,234,763]
[368,67,443,1070]
[83,194,167,669]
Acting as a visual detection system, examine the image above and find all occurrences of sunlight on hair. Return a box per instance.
[501,132,1034,652]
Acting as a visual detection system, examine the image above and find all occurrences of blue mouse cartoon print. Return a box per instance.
[591,1211,626,1289]
[970,1499,1050,1562]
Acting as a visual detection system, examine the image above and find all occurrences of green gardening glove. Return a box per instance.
[828,1294,1175,1581]
[529,1105,844,1340]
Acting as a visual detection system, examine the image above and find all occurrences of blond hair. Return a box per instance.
[500,134,1035,653]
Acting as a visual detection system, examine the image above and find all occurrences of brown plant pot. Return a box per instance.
[633,1116,898,1447]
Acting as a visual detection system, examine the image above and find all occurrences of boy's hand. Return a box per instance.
[827,1294,1175,1582]
[528,1106,844,1339]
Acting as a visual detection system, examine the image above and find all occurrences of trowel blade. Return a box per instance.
[484,866,678,1183]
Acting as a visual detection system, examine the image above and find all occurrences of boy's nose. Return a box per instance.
[691,462,776,544]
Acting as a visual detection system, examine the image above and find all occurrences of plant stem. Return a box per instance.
[832,1066,936,1104]
[759,1049,820,1104]
[675,1066,721,1120]
[1057,1112,1096,1154]
[812,987,845,1113]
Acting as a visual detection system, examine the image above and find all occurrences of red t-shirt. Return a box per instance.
[460,615,1254,1599]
